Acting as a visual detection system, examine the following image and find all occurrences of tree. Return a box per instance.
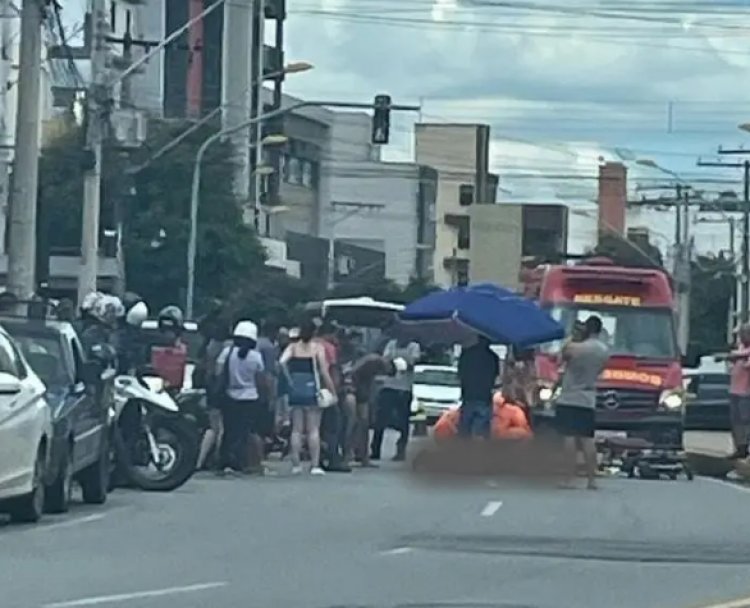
[587,233,664,268]
[38,118,267,313]
[690,254,735,354]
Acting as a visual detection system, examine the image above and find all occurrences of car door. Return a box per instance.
[0,332,42,497]
[68,334,101,469]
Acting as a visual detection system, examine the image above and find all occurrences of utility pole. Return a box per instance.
[698,154,750,324]
[78,0,108,305]
[251,0,265,231]
[221,0,253,202]
[7,0,44,299]
[676,187,691,355]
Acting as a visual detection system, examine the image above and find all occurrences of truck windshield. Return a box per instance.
[541,305,677,359]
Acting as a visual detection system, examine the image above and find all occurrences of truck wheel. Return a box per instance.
[10,447,46,523]
[45,445,72,513]
[79,436,109,505]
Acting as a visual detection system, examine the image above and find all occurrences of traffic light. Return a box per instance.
[371,94,391,145]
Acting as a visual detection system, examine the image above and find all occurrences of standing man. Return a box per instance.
[555,316,610,490]
[371,335,421,462]
[457,335,500,437]
[725,324,750,459]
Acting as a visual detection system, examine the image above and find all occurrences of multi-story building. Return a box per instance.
[414,123,498,287]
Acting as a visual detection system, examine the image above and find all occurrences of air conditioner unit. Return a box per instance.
[111,108,147,148]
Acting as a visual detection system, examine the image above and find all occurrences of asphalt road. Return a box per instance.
[3,433,750,608]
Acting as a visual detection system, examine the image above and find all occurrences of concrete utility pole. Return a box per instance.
[7,0,44,299]
[675,187,691,355]
[251,0,265,231]
[221,0,253,201]
[0,0,14,256]
[698,154,750,324]
[78,0,108,305]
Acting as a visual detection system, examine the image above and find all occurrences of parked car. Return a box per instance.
[410,364,461,435]
[683,359,731,433]
[0,324,52,523]
[2,316,113,513]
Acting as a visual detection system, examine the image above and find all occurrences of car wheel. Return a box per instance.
[10,446,46,523]
[45,445,73,514]
[79,435,109,505]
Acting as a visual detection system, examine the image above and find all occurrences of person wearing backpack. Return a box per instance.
[215,320,268,474]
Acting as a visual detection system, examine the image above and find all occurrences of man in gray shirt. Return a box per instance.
[555,316,610,489]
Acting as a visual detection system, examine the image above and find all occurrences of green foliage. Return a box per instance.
[39,119,267,313]
[124,120,266,310]
[587,233,664,268]
[689,254,734,354]
[327,276,439,305]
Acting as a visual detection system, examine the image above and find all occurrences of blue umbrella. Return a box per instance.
[399,282,564,347]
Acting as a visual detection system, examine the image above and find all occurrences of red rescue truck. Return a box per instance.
[521,257,685,446]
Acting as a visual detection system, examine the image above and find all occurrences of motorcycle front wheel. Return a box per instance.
[124,416,199,492]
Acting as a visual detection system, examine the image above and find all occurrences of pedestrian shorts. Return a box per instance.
[730,394,750,426]
[555,403,595,438]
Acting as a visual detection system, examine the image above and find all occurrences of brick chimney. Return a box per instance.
[597,162,627,240]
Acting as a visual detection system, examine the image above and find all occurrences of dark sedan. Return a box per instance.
[683,370,731,432]
[1,317,113,513]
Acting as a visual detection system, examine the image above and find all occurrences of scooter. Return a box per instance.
[110,373,200,491]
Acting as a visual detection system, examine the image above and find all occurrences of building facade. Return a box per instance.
[414,123,497,287]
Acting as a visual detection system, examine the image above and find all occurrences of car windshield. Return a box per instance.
[10,332,68,387]
[415,369,460,387]
[541,305,677,359]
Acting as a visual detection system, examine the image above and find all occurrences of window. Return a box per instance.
[287,157,302,184]
[280,154,289,181]
[541,305,677,358]
[302,161,313,187]
[0,333,20,377]
[459,184,474,207]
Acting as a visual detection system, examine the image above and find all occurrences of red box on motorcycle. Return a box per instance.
[151,345,187,390]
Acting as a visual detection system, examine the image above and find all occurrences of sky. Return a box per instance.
[281,0,750,206]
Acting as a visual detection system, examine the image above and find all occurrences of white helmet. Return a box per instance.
[94,294,124,325]
[125,301,149,327]
[81,291,103,313]
[233,320,258,341]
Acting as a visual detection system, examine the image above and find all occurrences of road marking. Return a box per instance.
[43,582,228,607]
[380,547,414,556]
[692,595,750,608]
[701,477,750,495]
[36,514,107,532]
[480,500,503,517]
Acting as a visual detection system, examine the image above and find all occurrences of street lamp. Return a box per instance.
[260,134,288,146]
[282,61,313,75]
[739,123,750,133]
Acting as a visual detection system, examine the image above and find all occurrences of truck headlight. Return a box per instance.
[659,390,684,410]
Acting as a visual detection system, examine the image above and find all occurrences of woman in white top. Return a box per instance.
[280,319,335,475]
[216,320,267,473]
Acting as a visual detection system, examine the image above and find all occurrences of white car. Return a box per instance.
[410,365,461,434]
[0,326,52,523]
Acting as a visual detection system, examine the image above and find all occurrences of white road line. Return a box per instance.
[701,477,750,495]
[36,514,107,532]
[380,547,414,556]
[693,594,750,608]
[480,500,503,517]
[43,582,228,608]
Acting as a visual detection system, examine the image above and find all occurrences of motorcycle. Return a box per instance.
[110,372,200,491]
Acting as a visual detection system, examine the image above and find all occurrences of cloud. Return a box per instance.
[284,0,750,208]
